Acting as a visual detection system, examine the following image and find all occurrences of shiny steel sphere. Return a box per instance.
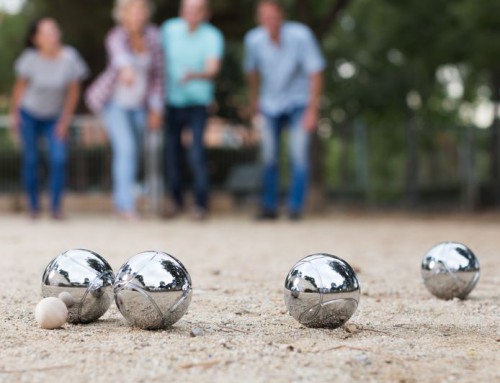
[284,253,360,329]
[114,251,192,330]
[421,242,480,300]
[41,249,115,324]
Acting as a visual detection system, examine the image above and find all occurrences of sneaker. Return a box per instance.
[256,209,278,221]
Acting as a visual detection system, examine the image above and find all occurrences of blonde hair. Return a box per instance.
[112,0,154,22]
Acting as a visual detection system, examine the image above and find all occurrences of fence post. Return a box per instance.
[144,131,164,217]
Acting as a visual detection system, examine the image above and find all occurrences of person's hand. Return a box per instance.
[9,112,20,133]
[250,99,259,117]
[303,106,319,133]
[55,120,70,141]
[181,71,196,84]
[148,111,162,132]
[119,66,136,86]
[9,112,21,146]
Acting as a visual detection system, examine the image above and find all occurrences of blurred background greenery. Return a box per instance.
[1,0,500,211]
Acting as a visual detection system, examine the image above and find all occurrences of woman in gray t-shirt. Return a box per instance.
[10,18,88,220]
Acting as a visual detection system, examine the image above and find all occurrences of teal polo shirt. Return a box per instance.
[161,18,224,107]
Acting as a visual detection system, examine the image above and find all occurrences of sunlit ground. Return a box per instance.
[0,212,498,382]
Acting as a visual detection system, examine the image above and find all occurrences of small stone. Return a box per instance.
[190,327,204,337]
[344,324,360,334]
[352,353,370,365]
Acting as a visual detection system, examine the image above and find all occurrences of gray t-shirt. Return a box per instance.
[15,46,89,119]
[112,52,152,109]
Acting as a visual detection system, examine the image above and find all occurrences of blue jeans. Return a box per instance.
[102,103,146,213]
[260,106,311,214]
[19,109,67,214]
[165,106,209,210]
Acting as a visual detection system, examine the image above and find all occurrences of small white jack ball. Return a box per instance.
[58,292,74,308]
[35,297,68,329]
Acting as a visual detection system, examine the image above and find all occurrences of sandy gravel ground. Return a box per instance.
[0,212,498,383]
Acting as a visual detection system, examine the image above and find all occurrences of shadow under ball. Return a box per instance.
[41,249,115,324]
[114,251,193,330]
[284,253,360,329]
[421,242,480,300]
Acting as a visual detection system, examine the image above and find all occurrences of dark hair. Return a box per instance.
[25,17,53,49]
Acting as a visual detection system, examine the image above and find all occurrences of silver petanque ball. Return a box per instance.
[41,249,115,324]
[421,242,480,300]
[284,253,360,329]
[114,251,192,330]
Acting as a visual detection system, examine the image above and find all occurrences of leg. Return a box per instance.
[131,108,148,202]
[165,107,185,208]
[187,106,209,210]
[19,110,40,214]
[288,107,311,215]
[102,104,139,213]
[260,113,282,213]
[46,118,68,215]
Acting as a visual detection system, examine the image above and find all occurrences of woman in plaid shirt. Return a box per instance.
[86,0,164,221]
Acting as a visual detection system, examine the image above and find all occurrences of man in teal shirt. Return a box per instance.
[162,0,224,220]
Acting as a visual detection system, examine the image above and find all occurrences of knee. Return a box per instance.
[262,150,278,168]
[189,146,206,166]
[50,147,68,168]
[114,142,136,163]
[23,150,38,167]
[291,153,309,172]
[290,140,310,169]
[261,140,279,166]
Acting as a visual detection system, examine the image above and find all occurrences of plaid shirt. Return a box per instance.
[85,24,164,114]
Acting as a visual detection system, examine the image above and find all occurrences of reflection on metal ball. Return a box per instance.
[284,253,360,329]
[114,251,192,330]
[41,249,115,324]
[421,242,480,300]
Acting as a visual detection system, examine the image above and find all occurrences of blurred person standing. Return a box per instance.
[244,0,325,221]
[161,0,224,220]
[86,0,164,221]
[10,18,88,220]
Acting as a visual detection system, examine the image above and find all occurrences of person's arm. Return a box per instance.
[243,31,260,116]
[9,78,28,132]
[246,71,260,116]
[181,58,222,83]
[106,27,136,86]
[303,71,324,132]
[182,29,224,83]
[55,81,81,141]
[147,26,165,131]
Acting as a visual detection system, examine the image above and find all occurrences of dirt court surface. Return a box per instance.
[0,212,498,383]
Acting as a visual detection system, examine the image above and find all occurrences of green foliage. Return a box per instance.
[0,11,28,104]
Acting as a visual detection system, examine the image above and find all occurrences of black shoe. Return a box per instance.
[255,209,278,221]
[289,211,303,221]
